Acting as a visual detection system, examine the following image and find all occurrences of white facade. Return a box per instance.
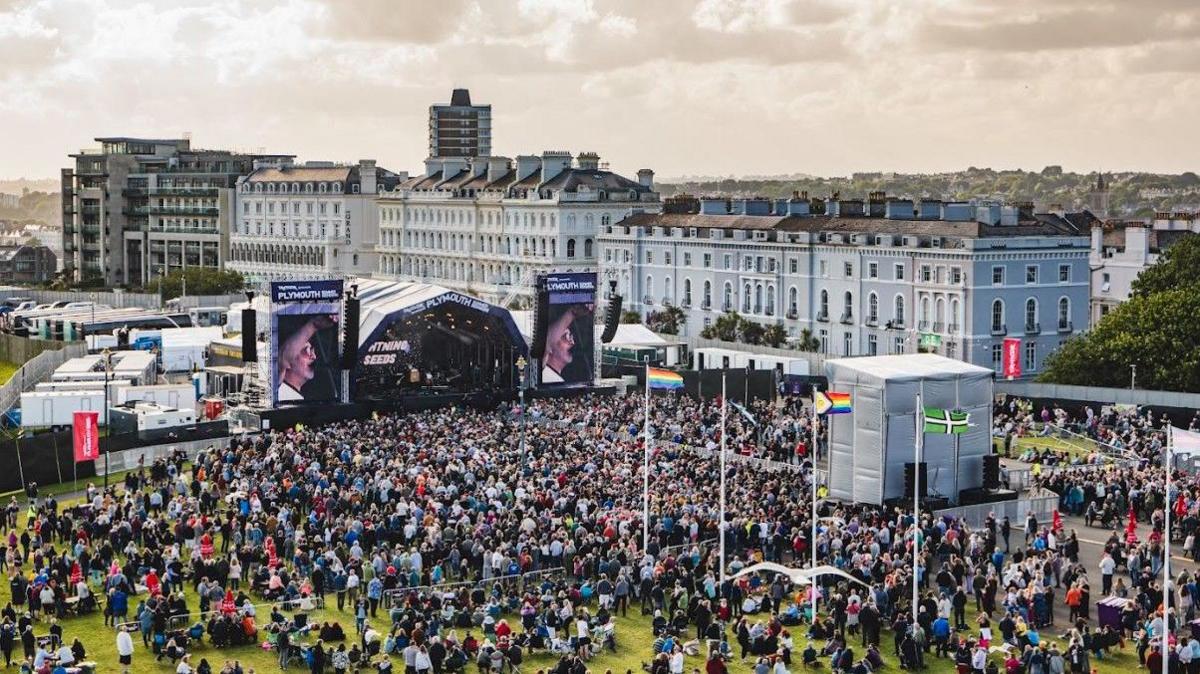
[375,152,659,306]
[1089,213,1199,324]
[230,159,402,283]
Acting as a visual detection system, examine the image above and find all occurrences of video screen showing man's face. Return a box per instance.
[276,313,339,402]
[539,303,594,385]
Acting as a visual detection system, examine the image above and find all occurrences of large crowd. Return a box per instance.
[2,392,1197,674]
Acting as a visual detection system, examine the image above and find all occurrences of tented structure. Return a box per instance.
[825,354,993,506]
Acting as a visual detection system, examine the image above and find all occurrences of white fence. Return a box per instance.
[932,488,1059,530]
[996,380,1200,411]
[0,341,88,413]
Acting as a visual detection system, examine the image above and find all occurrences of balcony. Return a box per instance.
[123,205,219,217]
[840,313,853,325]
[1025,322,1041,335]
[933,321,945,333]
[991,323,1007,336]
[918,320,930,331]
[122,187,219,198]
[1057,319,1073,333]
[680,299,691,308]
[150,226,221,236]
[787,308,799,319]
[642,295,654,306]
[662,296,673,306]
[722,302,732,312]
[82,224,102,234]
[887,320,905,330]
[701,300,712,310]
[815,311,829,323]
[949,322,960,333]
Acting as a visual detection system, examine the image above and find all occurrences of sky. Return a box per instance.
[1,0,1198,181]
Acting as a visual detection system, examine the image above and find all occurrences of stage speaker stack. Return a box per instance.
[904,462,928,499]
[531,284,549,359]
[601,294,623,344]
[982,454,1001,490]
[342,296,360,369]
[242,309,257,362]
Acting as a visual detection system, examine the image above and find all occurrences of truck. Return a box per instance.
[19,391,107,429]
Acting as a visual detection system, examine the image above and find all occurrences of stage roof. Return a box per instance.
[825,353,993,381]
[353,278,528,356]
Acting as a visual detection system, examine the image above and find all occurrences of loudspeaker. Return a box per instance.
[531,285,549,359]
[342,297,360,369]
[982,454,1001,490]
[601,294,623,344]
[117,327,129,349]
[904,462,928,499]
[242,309,257,363]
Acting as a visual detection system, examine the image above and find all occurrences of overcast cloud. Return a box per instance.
[0,0,1197,180]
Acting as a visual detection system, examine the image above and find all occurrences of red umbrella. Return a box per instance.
[1051,510,1062,535]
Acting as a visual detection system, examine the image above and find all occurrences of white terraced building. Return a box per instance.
[374,151,659,306]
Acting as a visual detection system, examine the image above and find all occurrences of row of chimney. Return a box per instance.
[421,151,654,190]
[685,191,1033,225]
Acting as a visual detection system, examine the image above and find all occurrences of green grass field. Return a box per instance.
[0,360,18,385]
[994,434,1115,461]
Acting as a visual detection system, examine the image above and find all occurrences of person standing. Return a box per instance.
[1099,552,1116,596]
[116,625,134,674]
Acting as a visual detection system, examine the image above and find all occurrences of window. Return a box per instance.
[843,291,853,319]
[646,251,653,264]
[789,258,798,274]
[703,253,712,268]
[723,254,732,270]
[992,266,1004,285]
[819,329,829,353]
[1058,297,1070,328]
[788,287,797,315]
[868,292,879,323]
[768,258,776,273]
[646,275,654,298]
[819,289,829,317]
[920,265,931,282]
[703,281,712,308]
[1059,264,1070,283]
[895,264,905,281]
[1026,265,1038,284]
[766,286,775,316]
[844,261,853,278]
[684,252,691,266]
[724,282,733,311]
[868,262,878,279]
[664,252,672,265]
[242,202,249,214]
[605,249,613,263]
[1024,342,1037,371]
[333,203,340,215]
[1025,298,1038,330]
[819,260,827,277]
[683,279,692,306]
[894,337,904,355]
[584,239,593,257]
[992,344,1003,369]
[843,333,853,356]
[743,284,751,313]
[894,296,905,325]
[991,299,1004,332]
[867,334,878,356]
[950,267,962,284]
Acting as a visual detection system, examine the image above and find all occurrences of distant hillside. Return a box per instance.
[659,168,1200,218]
[0,179,58,194]
[0,191,60,227]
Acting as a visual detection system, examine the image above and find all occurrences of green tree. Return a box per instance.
[619,310,641,324]
[1039,286,1200,392]
[792,328,820,352]
[740,320,765,345]
[1130,234,1200,297]
[701,311,742,341]
[155,268,245,300]
[645,306,687,335]
[762,324,787,348]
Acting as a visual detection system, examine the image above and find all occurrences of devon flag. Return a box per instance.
[924,408,970,435]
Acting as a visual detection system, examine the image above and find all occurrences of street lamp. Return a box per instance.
[1131,364,1137,391]
[101,348,112,490]
[517,355,527,468]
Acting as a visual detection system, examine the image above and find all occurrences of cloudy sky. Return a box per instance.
[1,0,1197,180]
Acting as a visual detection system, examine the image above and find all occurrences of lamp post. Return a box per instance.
[517,355,527,468]
[1131,364,1137,391]
[102,348,111,490]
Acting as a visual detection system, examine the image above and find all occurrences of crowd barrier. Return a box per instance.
[932,489,1059,530]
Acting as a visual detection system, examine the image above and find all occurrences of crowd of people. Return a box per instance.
[0,391,1195,674]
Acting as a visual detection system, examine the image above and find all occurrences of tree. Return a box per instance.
[762,324,787,348]
[1130,234,1200,298]
[701,311,742,342]
[645,306,686,335]
[155,268,245,300]
[619,310,641,324]
[792,328,820,352]
[1039,286,1200,392]
[740,320,765,345]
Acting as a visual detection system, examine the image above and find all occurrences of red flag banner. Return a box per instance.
[1002,338,1022,380]
[72,411,99,463]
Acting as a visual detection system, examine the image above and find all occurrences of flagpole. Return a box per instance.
[1164,423,1172,674]
[643,357,651,554]
[719,373,727,593]
[913,392,923,631]
[811,385,820,622]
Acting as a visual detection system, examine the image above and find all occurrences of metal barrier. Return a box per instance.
[382,567,571,610]
[932,488,1059,530]
[0,341,88,413]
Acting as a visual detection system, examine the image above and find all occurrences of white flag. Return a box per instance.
[1172,426,1200,457]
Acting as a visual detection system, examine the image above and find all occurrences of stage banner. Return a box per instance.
[72,411,99,463]
[270,279,344,406]
[536,272,597,386]
[1002,337,1022,379]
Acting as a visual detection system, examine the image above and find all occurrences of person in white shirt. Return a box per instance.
[669,646,685,674]
[116,625,135,674]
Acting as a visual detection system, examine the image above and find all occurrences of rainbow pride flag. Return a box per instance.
[647,367,684,390]
[814,390,852,415]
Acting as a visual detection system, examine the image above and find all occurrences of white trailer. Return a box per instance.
[160,326,223,372]
[109,402,196,433]
[35,379,131,395]
[693,347,810,376]
[115,383,197,410]
[19,391,107,428]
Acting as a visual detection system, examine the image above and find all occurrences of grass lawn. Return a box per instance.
[993,434,1116,461]
[0,360,18,385]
